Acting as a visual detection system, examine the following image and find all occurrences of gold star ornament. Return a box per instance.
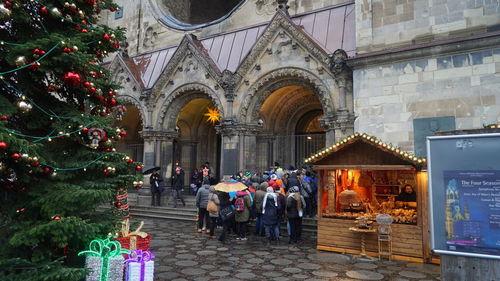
[204,108,221,125]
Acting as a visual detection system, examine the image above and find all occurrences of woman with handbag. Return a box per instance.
[207,186,220,239]
[217,192,234,245]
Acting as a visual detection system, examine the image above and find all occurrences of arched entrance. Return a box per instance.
[173,98,221,186]
[257,85,326,169]
[115,105,144,163]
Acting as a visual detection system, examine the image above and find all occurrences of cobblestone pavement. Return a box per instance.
[138,218,441,281]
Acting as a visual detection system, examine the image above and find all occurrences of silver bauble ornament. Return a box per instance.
[17,101,33,112]
[50,7,62,17]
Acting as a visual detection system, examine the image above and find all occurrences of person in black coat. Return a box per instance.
[218,192,233,244]
[150,169,163,206]
[171,166,186,208]
[286,172,301,192]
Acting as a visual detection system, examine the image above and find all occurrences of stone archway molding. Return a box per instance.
[239,67,335,123]
[156,83,225,131]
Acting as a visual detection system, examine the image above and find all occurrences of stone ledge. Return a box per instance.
[348,31,500,69]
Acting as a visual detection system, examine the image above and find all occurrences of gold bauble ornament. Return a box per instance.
[15,56,27,67]
[72,45,79,52]
[0,4,11,19]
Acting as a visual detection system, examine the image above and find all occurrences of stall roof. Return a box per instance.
[305,133,426,169]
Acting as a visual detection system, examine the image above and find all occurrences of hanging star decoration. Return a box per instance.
[204,108,221,125]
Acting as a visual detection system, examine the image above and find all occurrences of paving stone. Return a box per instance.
[235,272,257,279]
[399,271,427,279]
[200,264,216,270]
[262,264,276,270]
[175,253,197,259]
[247,257,264,264]
[175,260,198,267]
[197,250,217,256]
[273,277,290,281]
[157,272,180,279]
[217,247,229,251]
[297,262,321,270]
[346,270,385,280]
[283,267,302,273]
[210,271,231,277]
[292,274,309,279]
[237,268,252,273]
[181,268,207,276]
[171,278,188,281]
[271,258,293,265]
[312,270,338,277]
[354,262,378,269]
[193,277,211,281]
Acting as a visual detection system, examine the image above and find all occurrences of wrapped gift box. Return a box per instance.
[79,237,130,281]
[124,250,155,281]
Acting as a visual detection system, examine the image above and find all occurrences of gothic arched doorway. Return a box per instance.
[173,98,221,186]
[115,105,144,163]
[257,85,325,169]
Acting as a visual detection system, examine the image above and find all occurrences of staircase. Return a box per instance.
[128,192,318,236]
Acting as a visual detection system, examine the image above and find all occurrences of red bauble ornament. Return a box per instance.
[62,71,82,87]
[11,153,21,160]
[31,161,40,167]
[97,96,105,102]
[95,51,102,57]
[4,1,12,8]
[52,216,61,221]
[119,131,127,137]
[113,41,120,49]
[127,159,134,165]
[103,34,111,41]
[75,24,81,30]
[103,169,109,175]
[39,6,48,15]
[88,87,96,94]
[82,19,88,25]
[135,165,143,171]
[28,62,40,71]
[43,167,51,174]
[81,29,88,33]
[47,85,56,92]
[110,7,117,12]
[0,115,8,121]
[63,47,72,53]
[105,148,111,152]
[86,0,97,5]
[0,141,7,150]
[107,90,114,96]
[82,127,89,133]
[115,202,122,207]
[135,185,142,190]
[108,98,117,106]
[83,81,91,88]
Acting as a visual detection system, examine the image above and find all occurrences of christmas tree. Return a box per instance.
[0,1,143,280]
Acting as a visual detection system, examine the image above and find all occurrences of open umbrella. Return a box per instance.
[213,180,247,192]
[142,166,161,175]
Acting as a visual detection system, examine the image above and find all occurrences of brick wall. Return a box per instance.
[356,0,500,53]
[353,47,500,152]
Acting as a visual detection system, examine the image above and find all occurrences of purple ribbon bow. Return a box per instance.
[125,250,154,281]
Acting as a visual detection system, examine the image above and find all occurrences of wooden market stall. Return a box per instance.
[305,133,438,263]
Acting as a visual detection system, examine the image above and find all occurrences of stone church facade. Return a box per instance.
[103,0,500,181]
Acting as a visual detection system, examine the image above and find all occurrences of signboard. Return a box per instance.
[427,133,500,259]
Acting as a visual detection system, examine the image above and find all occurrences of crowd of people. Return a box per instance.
[193,166,318,245]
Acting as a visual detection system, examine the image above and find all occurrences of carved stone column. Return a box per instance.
[140,131,178,198]
[216,121,241,178]
[239,124,262,172]
[320,113,356,145]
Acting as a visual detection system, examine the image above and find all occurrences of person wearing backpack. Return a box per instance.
[286,186,306,244]
[262,187,280,245]
[234,190,251,240]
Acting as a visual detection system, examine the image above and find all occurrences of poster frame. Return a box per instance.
[427,133,500,260]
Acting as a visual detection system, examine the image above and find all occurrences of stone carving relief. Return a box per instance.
[143,26,158,48]
[236,11,330,81]
[153,35,222,100]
